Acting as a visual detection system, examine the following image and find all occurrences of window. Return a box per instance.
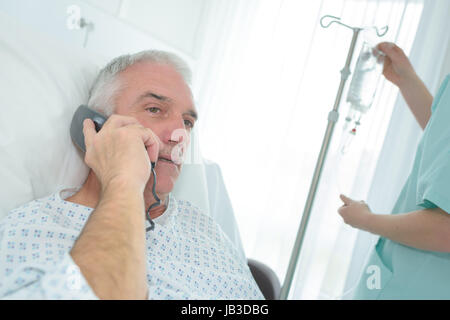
[195,0,425,299]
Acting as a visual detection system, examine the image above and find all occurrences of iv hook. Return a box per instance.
[371,25,388,37]
[320,15,357,31]
[320,15,388,37]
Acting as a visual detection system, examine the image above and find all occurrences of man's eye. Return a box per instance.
[146,107,161,114]
[184,119,194,129]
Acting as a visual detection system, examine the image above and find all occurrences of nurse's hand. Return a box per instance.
[376,42,417,88]
[338,194,374,231]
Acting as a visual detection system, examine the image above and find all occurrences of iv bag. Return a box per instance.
[339,43,385,155]
[346,42,385,113]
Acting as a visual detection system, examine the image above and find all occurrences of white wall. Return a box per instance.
[118,0,208,58]
[0,0,210,68]
[81,0,122,16]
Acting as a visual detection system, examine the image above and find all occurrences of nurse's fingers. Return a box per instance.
[377,42,408,64]
[377,42,396,56]
[339,194,353,206]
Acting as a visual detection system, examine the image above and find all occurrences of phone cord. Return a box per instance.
[146,162,160,232]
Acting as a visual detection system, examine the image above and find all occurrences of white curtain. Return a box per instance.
[192,0,449,299]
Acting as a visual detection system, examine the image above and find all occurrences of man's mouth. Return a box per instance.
[158,156,176,165]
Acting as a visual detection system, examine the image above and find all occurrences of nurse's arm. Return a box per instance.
[376,42,433,130]
[366,207,450,252]
[397,75,433,130]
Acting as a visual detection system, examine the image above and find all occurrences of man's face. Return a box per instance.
[113,61,197,194]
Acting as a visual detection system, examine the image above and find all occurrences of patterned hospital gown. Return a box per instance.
[0,188,264,299]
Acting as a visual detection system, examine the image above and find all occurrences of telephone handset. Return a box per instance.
[70,105,107,152]
[70,105,159,231]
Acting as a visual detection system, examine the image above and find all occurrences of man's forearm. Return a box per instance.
[366,208,450,252]
[399,75,433,130]
[70,180,148,299]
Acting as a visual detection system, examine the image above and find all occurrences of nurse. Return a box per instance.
[338,42,450,299]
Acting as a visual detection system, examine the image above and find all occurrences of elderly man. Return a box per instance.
[0,50,264,300]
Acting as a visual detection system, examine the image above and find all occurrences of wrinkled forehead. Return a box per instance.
[114,61,198,118]
[118,61,195,107]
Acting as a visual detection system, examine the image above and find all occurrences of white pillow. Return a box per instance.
[0,11,99,218]
[0,11,209,216]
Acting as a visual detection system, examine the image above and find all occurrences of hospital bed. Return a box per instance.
[0,11,280,300]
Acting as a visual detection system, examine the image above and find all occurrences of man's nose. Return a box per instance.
[162,115,187,145]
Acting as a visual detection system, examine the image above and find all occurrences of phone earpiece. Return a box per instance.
[70,105,107,152]
[93,116,106,132]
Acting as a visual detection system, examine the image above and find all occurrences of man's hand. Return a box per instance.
[83,115,161,192]
[338,194,374,231]
[70,115,160,299]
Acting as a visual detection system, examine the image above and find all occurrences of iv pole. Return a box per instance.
[279,15,388,300]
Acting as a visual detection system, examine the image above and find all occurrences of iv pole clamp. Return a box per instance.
[279,15,388,300]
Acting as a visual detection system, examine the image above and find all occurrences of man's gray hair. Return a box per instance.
[87,50,192,116]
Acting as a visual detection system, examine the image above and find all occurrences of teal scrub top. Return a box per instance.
[353,74,450,300]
